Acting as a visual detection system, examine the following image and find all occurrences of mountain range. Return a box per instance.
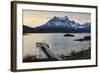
[23,16,91,33]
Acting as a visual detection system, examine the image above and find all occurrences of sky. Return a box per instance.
[23,10,91,27]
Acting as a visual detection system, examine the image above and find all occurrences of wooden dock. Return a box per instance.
[36,42,62,61]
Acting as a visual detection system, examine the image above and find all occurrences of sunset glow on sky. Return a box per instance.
[23,10,91,27]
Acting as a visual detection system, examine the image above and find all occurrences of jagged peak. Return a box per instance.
[64,16,68,19]
[71,20,75,24]
[52,16,69,20]
[53,16,57,18]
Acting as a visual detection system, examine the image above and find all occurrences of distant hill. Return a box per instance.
[23,16,91,33]
[23,25,34,34]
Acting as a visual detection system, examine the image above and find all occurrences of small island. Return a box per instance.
[64,34,75,37]
[74,36,91,42]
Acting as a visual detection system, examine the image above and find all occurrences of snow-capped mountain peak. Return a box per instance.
[32,16,91,33]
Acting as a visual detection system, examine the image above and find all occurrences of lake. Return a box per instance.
[23,33,90,58]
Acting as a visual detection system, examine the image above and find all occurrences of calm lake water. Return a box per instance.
[23,33,90,58]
